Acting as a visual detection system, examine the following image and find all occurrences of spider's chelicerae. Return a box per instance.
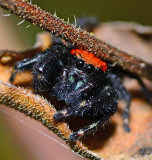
[9,17,151,142]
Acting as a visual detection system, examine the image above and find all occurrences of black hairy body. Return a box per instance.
[10,41,132,142]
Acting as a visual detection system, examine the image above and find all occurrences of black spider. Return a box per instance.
[9,41,130,142]
[9,17,151,142]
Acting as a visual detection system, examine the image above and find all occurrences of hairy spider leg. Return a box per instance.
[54,105,111,142]
[32,48,65,94]
[133,75,152,105]
[9,43,69,83]
[70,101,116,142]
[54,89,117,142]
[108,72,131,132]
[9,53,45,82]
[69,120,103,142]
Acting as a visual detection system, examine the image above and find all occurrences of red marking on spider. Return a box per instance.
[70,49,107,72]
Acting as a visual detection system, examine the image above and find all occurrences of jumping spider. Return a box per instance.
[8,17,151,142]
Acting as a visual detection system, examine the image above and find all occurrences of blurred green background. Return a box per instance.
[6,0,152,45]
[1,0,152,160]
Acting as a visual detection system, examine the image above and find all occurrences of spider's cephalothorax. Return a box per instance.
[9,41,132,142]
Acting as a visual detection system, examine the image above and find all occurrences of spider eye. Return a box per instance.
[76,59,84,68]
[85,64,94,72]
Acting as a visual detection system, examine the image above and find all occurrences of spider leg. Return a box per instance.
[54,108,105,142]
[10,39,69,83]
[69,120,103,142]
[53,108,72,121]
[53,82,94,121]
[32,44,72,94]
[10,53,45,82]
[54,83,117,142]
[108,72,131,132]
[133,75,152,105]
[0,32,51,65]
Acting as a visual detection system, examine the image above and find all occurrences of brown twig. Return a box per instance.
[0,0,152,80]
[0,81,102,160]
